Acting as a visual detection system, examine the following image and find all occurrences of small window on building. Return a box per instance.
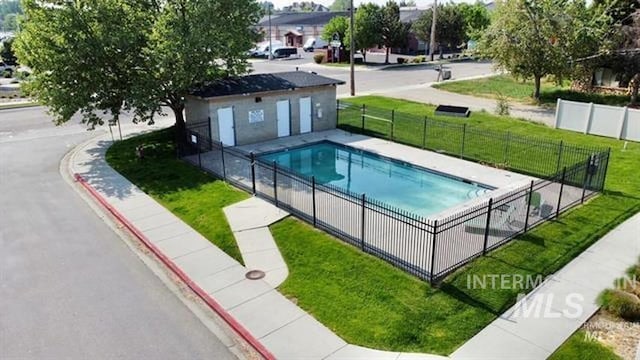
[249,109,264,123]
[255,97,262,103]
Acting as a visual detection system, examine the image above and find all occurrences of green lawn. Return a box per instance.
[105,128,249,262]
[549,330,621,360]
[432,74,629,107]
[105,95,640,354]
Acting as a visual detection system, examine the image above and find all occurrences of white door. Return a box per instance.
[299,97,312,134]
[276,100,290,137]
[217,107,235,146]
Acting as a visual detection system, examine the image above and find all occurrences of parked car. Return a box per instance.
[250,41,283,58]
[271,47,298,59]
[303,37,328,52]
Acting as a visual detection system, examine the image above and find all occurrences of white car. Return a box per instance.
[250,41,283,58]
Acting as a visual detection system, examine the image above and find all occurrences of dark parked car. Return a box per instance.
[271,47,298,59]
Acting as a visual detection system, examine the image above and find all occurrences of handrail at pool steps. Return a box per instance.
[178,120,610,284]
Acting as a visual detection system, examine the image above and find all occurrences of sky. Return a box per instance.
[270,0,484,9]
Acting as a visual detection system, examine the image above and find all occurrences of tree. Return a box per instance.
[0,36,17,65]
[480,0,610,100]
[399,0,416,6]
[611,9,640,104]
[322,15,349,44]
[330,0,349,11]
[457,2,491,42]
[3,13,17,31]
[345,3,382,62]
[413,3,465,55]
[381,1,410,64]
[15,0,260,138]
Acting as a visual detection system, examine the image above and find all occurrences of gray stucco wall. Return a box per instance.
[189,85,337,146]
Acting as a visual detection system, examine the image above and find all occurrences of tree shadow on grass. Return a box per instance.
[78,127,217,201]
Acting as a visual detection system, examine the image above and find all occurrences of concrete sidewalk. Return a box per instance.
[451,213,640,359]
[69,131,445,360]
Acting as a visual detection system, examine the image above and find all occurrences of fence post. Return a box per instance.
[197,134,202,169]
[220,144,227,180]
[599,148,611,192]
[482,198,494,255]
[360,194,366,251]
[336,99,340,127]
[250,152,256,195]
[524,180,534,232]
[207,117,212,150]
[556,140,564,174]
[503,131,510,165]
[390,110,395,140]
[581,159,590,203]
[556,166,567,219]
[429,220,438,285]
[460,123,467,159]
[422,116,428,149]
[361,104,366,131]
[312,176,317,227]
[273,161,278,206]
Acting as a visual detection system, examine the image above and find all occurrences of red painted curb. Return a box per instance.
[74,173,276,360]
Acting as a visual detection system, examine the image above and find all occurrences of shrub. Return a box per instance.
[397,57,406,64]
[495,94,510,116]
[412,55,426,63]
[15,71,30,81]
[598,289,640,321]
[2,69,12,78]
[313,53,324,64]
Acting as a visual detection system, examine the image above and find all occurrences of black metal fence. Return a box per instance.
[178,109,609,283]
[336,101,608,180]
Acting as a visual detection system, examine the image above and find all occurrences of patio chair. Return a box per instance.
[464,204,516,235]
[529,192,544,216]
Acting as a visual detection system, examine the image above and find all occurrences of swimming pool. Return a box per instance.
[258,141,492,217]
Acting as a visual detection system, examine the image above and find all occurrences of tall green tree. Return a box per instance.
[345,3,382,62]
[413,3,465,54]
[413,3,465,55]
[3,13,17,31]
[15,0,260,137]
[322,15,349,44]
[381,1,410,64]
[480,0,611,100]
[1,36,17,65]
[457,2,491,42]
[329,0,349,11]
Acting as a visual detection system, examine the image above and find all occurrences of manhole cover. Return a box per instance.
[245,270,266,280]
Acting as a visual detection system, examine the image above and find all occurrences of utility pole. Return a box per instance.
[268,4,273,61]
[349,0,355,96]
[429,0,437,62]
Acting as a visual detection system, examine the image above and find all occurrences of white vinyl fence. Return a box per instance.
[554,99,640,142]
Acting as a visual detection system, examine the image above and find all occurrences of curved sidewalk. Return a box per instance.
[68,130,445,360]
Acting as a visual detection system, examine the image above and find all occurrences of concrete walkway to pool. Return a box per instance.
[68,129,446,360]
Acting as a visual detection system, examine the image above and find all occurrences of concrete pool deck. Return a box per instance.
[236,129,536,220]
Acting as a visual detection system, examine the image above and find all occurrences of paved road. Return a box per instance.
[250,56,495,98]
[0,107,237,359]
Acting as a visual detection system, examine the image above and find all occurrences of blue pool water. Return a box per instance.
[258,141,492,217]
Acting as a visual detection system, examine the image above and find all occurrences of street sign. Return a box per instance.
[330,40,341,48]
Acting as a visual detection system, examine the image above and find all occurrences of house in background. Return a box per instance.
[257,12,348,48]
[185,71,344,146]
[282,2,330,12]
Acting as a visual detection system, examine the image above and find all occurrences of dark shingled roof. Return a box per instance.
[190,71,345,99]
[257,12,349,26]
